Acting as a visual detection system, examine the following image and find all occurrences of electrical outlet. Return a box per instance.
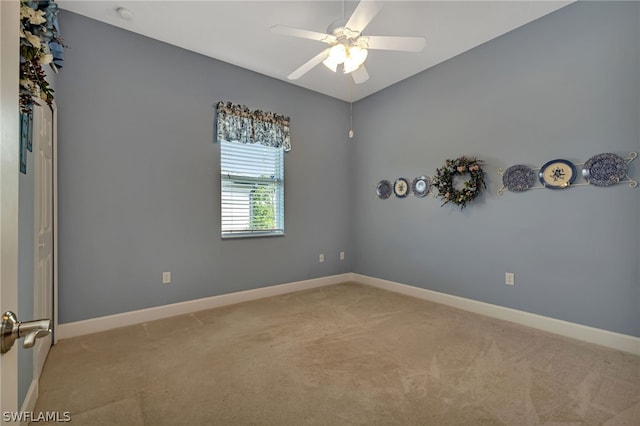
[340,251,345,261]
[319,254,325,263]
[505,272,514,286]
[162,272,171,284]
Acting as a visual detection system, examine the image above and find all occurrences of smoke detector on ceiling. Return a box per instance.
[116,7,134,21]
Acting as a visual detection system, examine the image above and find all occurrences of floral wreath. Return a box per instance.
[19,0,63,113]
[431,156,486,209]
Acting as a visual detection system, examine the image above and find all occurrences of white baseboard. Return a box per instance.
[56,272,639,355]
[352,274,640,356]
[56,274,352,340]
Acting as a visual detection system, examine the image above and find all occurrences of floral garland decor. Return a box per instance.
[19,0,63,113]
[431,156,486,209]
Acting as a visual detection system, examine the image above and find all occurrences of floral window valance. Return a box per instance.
[216,101,291,152]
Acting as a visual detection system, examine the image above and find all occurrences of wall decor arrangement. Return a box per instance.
[497,152,637,195]
[376,176,432,200]
[375,156,487,209]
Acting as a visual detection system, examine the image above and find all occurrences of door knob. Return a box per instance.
[1,311,51,354]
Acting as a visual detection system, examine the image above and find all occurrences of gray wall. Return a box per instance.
[352,1,640,336]
[56,11,352,323]
[57,2,639,337]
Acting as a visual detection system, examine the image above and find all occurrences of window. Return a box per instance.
[216,102,290,238]
[220,140,284,237]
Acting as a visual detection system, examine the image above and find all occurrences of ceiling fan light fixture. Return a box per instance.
[342,59,359,74]
[328,43,347,64]
[322,56,339,72]
[343,46,368,74]
[351,46,368,64]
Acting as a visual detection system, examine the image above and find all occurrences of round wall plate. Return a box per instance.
[394,178,409,198]
[376,180,392,199]
[582,153,627,186]
[538,159,576,189]
[502,164,535,192]
[412,176,429,197]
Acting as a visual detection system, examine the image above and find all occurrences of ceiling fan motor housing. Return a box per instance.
[326,18,349,37]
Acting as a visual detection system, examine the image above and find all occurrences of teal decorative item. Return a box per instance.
[19,112,29,174]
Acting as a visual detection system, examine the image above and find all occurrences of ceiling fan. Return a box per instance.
[271,1,426,84]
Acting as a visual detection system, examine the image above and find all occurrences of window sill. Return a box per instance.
[221,231,285,240]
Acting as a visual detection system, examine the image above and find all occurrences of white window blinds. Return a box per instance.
[220,140,284,238]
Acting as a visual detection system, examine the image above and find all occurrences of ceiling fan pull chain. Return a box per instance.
[349,77,354,139]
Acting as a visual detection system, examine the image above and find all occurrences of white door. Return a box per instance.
[33,102,54,378]
[0,0,21,416]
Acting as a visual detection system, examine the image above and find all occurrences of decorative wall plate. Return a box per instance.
[412,176,429,197]
[394,178,409,198]
[502,164,535,192]
[376,180,392,199]
[538,159,576,189]
[582,153,627,187]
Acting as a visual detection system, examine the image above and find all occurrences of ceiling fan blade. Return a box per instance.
[271,25,335,43]
[351,65,369,84]
[288,49,330,80]
[345,1,383,34]
[362,36,426,52]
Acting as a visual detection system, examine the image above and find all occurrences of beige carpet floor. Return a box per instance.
[34,282,639,425]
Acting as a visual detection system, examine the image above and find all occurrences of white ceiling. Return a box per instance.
[58,1,573,102]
